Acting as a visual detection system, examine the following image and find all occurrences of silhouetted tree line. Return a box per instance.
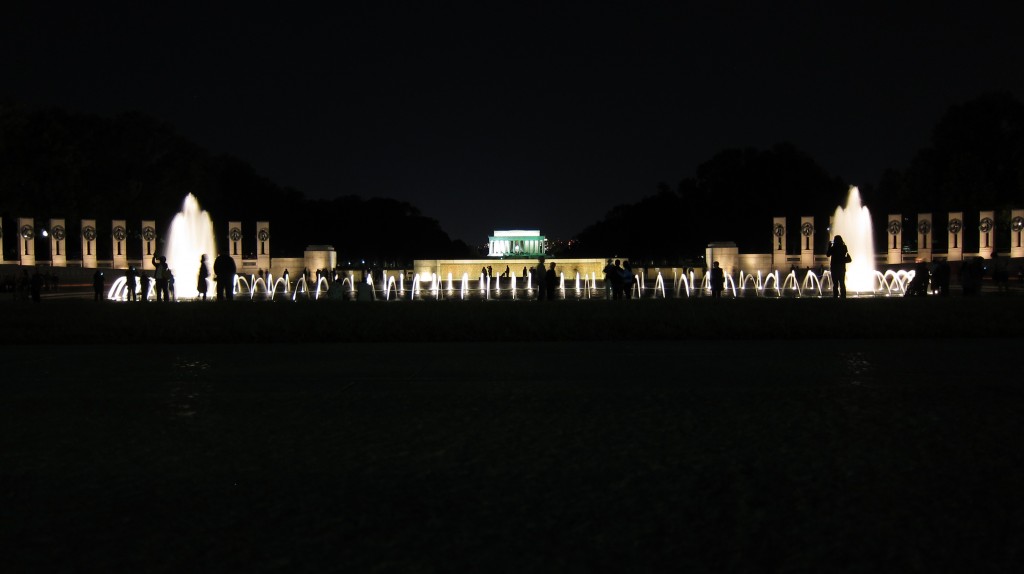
[4,93,1022,264]
[871,92,1024,253]
[572,143,846,262]
[573,92,1024,263]
[0,102,473,263]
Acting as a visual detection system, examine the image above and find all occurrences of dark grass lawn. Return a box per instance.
[2,294,1024,344]
[2,298,1023,571]
[4,339,1024,572]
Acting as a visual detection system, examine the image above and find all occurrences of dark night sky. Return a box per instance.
[3,2,1023,244]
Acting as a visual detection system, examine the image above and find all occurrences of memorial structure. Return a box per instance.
[487,230,546,257]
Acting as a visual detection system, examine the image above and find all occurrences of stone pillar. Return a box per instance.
[1011,209,1024,259]
[256,221,271,273]
[799,216,815,269]
[978,210,995,259]
[82,219,98,268]
[112,219,128,269]
[917,213,932,262]
[17,217,35,266]
[141,220,157,270]
[0,218,5,264]
[706,242,739,277]
[50,218,67,267]
[228,221,243,271]
[886,214,902,264]
[772,217,786,271]
[947,212,963,262]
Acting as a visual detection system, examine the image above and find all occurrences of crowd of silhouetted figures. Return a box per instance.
[5,253,1024,302]
[902,254,1018,297]
[2,269,59,296]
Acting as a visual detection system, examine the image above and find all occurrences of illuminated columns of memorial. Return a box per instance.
[141,220,157,270]
[228,221,243,271]
[50,218,67,267]
[772,217,786,270]
[947,211,963,262]
[81,219,98,268]
[916,213,932,262]
[1011,209,1024,259]
[256,221,270,273]
[978,210,994,259]
[886,214,902,264]
[112,219,128,269]
[799,216,814,268]
[18,217,35,266]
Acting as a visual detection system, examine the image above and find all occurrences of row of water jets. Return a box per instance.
[108,268,919,301]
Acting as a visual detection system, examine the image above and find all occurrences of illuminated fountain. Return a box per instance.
[831,186,876,294]
[165,194,217,299]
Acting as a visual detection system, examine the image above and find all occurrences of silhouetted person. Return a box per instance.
[622,260,634,299]
[602,259,618,300]
[545,261,557,300]
[153,256,170,302]
[93,270,105,302]
[535,257,547,301]
[827,235,851,298]
[140,271,151,302]
[932,259,951,296]
[961,257,984,296]
[709,261,725,298]
[991,252,1010,292]
[503,265,510,278]
[30,269,43,303]
[612,259,626,299]
[214,253,237,301]
[197,254,210,301]
[18,269,29,300]
[905,261,929,297]
[125,266,138,302]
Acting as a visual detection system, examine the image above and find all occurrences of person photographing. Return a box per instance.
[826,235,852,298]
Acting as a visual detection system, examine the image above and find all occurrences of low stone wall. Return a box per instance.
[415,258,612,281]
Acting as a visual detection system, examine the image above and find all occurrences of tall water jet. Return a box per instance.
[831,186,876,293]
[165,194,217,299]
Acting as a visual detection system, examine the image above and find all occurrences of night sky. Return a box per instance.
[4,3,1023,244]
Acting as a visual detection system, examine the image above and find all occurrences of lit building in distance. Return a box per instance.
[487,230,547,257]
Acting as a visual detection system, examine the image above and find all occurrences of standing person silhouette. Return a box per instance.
[152,256,170,302]
[827,235,851,299]
[602,259,617,300]
[545,261,558,301]
[93,270,105,302]
[535,257,547,301]
[213,253,237,301]
[709,261,725,298]
[140,270,151,302]
[125,267,138,302]
[197,254,210,301]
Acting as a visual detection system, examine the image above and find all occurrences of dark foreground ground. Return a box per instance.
[3,337,1023,572]
[4,295,1024,343]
